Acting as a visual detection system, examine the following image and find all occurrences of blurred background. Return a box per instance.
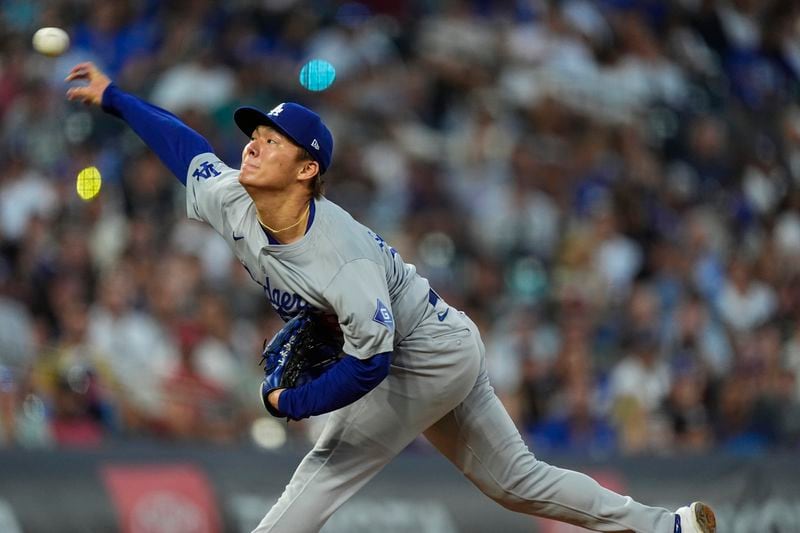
[1,0,800,531]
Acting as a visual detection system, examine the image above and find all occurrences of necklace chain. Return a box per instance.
[258,203,310,234]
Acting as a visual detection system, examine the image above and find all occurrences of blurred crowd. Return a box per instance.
[1,0,800,456]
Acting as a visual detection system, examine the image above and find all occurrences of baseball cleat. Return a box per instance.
[674,501,716,533]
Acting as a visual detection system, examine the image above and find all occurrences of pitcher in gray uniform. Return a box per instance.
[65,61,716,533]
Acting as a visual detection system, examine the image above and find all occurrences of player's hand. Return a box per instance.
[65,62,111,106]
[268,389,283,411]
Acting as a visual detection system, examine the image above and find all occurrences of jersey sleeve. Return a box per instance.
[185,153,249,236]
[323,259,395,359]
[101,83,213,184]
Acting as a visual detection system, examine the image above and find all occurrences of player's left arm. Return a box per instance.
[268,352,391,420]
[269,259,395,420]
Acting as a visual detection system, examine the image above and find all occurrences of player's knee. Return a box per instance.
[482,483,529,512]
[469,469,526,506]
[474,458,543,510]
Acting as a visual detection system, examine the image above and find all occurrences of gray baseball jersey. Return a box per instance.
[186,152,429,360]
[185,153,678,533]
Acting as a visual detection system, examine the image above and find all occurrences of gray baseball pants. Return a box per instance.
[252,310,675,533]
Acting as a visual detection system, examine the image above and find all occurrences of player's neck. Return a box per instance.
[254,194,313,244]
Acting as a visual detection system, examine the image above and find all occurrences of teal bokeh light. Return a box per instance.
[299,59,336,92]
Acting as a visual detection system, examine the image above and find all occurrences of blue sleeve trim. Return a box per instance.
[101,83,214,185]
[278,351,391,420]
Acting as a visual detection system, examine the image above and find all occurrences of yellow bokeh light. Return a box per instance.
[76,166,101,201]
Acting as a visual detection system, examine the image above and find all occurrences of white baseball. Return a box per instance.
[32,27,70,57]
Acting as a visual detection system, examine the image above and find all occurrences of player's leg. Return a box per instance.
[251,398,398,533]
[252,324,482,533]
[423,317,676,532]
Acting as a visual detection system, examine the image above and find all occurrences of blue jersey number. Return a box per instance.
[368,230,397,257]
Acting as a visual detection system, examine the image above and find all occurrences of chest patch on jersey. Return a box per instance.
[372,299,394,331]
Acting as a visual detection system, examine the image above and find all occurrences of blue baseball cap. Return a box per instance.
[234,103,333,174]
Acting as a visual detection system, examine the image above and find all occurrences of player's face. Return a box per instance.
[239,125,309,191]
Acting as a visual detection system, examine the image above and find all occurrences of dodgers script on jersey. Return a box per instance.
[185,153,431,360]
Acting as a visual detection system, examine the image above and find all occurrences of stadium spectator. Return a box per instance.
[1,0,799,456]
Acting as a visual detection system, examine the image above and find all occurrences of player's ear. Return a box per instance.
[297,159,319,183]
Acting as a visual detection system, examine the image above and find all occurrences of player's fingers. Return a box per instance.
[64,62,96,82]
[66,87,96,105]
[65,64,87,81]
[65,86,83,99]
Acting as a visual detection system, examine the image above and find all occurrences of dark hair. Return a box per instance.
[297,148,325,198]
[312,175,325,199]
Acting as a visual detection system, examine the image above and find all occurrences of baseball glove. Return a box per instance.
[259,307,342,417]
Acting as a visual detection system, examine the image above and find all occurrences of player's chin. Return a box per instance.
[238,170,277,194]
[238,169,256,187]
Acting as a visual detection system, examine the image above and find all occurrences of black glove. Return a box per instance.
[259,307,342,417]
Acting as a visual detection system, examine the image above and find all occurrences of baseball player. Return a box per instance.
[66,61,716,533]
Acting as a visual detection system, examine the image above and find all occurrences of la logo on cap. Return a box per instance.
[268,103,285,116]
[311,139,319,150]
